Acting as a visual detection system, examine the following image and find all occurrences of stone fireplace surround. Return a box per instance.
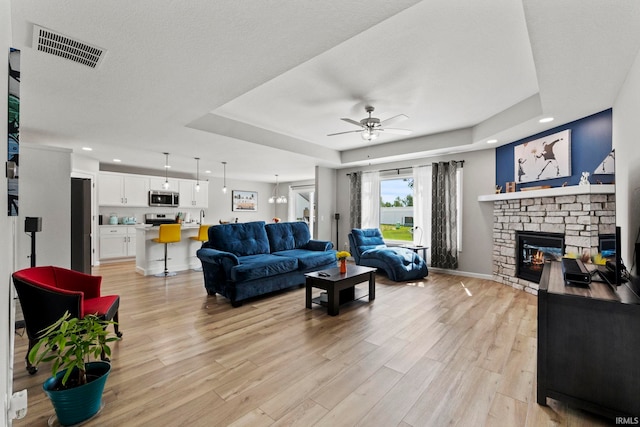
[479,185,616,295]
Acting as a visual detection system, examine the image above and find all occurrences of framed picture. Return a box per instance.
[513,130,571,184]
[232,190,258,212]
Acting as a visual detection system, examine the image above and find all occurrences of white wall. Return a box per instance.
[210,177,277,225]
[17,144,72,270]
[315,166,337,244]
[337,148,496,276]
[2,1,15,425]
[613,47,640,274]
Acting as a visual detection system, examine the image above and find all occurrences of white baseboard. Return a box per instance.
[428,267,493,280]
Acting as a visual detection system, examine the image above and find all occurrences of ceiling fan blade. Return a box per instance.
[379,128,412,135]
[327,129,363,137]
[340,118,365,128]
[380,114,408,127]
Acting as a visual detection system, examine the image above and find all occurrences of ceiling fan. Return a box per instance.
[327,106,412,141]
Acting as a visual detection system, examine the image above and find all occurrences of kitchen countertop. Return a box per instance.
[135,224,205,275]
[135,223,202,230]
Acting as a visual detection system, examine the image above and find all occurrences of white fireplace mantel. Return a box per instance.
[477,184,615,202]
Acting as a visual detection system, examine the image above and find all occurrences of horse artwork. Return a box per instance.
[513,130,571,184]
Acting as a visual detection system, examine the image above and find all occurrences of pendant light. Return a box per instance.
[268,174,287,204]
[222,161,227,194]
[194,157,200,192]
[162,152,170,189]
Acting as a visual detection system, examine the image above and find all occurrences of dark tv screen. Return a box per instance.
[599,234,616,258]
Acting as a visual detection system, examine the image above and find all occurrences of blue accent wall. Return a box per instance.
[495,109,613,189]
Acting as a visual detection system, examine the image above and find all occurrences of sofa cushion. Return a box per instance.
[209,221,270,257]
[272,249,337,270]
[361,247,415,265]
[350,228,387,253]
[230,254,298,282]
[265,222,311,252]
[360,247,428,281]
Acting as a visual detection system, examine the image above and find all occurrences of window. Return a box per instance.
[361,166,463,263]
[379,175,414,242]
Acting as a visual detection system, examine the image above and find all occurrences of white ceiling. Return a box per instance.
[9,0,640,184]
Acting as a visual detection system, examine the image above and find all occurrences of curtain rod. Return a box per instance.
[346,160,464,176]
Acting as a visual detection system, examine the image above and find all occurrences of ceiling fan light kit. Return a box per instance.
[327,105,412,141]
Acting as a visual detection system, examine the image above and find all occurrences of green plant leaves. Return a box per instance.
[27,311,118,387]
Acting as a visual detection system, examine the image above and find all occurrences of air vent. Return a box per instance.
[32,25,105,68]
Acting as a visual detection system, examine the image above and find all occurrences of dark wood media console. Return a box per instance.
[537,261,640,419]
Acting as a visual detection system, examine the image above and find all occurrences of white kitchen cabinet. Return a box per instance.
[98,173,149,206]
[99,226,136,259]
[179,180,208,208]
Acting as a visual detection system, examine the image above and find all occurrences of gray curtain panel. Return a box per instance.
[349,172,362,229]
[431,161,458,269]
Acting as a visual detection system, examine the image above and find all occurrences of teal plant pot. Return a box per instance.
[43,361,111,426]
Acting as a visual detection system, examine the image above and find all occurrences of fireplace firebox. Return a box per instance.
[516,232,565,283]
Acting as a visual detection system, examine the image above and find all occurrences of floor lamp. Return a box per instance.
[335,213,340,250]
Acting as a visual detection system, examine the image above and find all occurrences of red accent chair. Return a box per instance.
[12,266,122,374]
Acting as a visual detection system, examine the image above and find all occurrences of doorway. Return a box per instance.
[289,185,315,239]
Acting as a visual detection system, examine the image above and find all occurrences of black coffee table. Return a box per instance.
[305,265,376,316]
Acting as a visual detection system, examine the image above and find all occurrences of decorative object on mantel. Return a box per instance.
[272,217,280,223]
[505,182,516,193]
[477,183,615,202]
[593,149,615,175]
[520,185,551,191]
[513,129,571,183]
[579,171,590,186]
[495,185,502,194]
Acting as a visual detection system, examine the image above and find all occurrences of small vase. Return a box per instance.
[339,258,347,274]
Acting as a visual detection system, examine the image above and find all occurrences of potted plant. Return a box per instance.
[336,251,351,274]
[28,311,119,426]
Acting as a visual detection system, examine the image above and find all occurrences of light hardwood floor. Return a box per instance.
[12,262,610,426]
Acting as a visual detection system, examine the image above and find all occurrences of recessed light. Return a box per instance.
[539,117,554,123]
[113,159,121,163]
[487,139,498,144]
[164,165,171,169]
[205,170,211,174]
[81,147,92,151]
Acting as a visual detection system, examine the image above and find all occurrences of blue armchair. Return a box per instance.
[349,228,428,281]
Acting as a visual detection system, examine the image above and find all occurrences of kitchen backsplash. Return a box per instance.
[99,206,206,225]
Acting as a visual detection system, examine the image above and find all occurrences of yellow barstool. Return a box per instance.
[153,224,182,277]
[189,225,210,271]
[190,224,209,244]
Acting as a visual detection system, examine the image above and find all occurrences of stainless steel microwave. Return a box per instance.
[149,190,179,207]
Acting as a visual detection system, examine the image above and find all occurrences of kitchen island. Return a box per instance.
[135,223,205,276]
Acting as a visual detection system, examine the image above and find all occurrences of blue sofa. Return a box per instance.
[196,221,336,306]
[349,228,428,281]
